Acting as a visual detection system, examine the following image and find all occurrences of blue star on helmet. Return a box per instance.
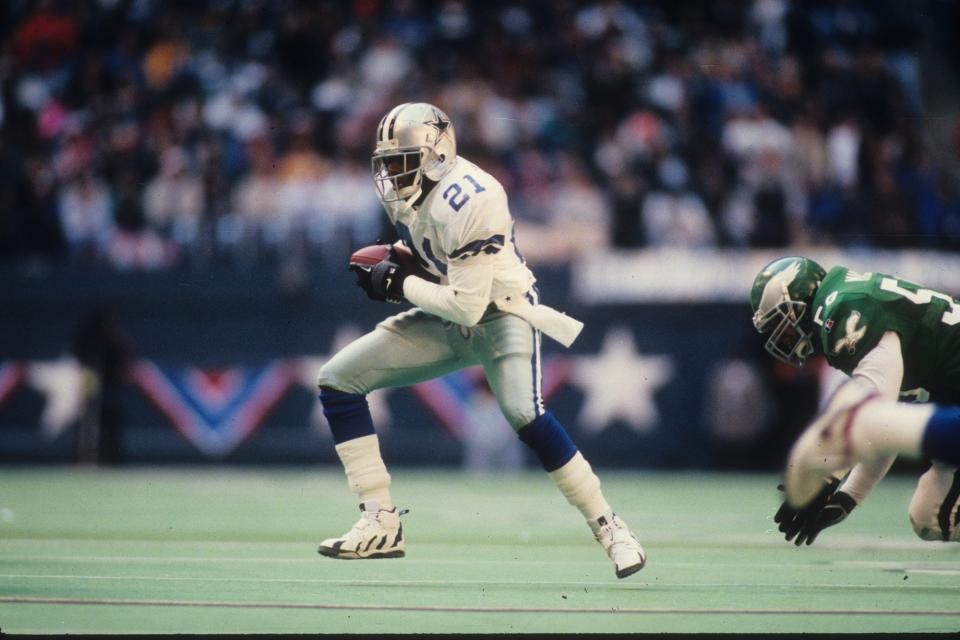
[426,109,451,139]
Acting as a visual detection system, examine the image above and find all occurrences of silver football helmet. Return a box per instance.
[372,102,457,204]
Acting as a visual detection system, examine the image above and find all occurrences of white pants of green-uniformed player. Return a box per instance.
[909,463,960,542]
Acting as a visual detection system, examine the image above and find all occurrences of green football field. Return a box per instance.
[1,467,958,634]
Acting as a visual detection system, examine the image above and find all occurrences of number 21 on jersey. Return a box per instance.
[442,174,486,212]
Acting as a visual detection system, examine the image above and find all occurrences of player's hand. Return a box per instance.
[351,259,407,303]
[773,478,856,546]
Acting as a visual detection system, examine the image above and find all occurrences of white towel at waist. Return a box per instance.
[492,295,584,348]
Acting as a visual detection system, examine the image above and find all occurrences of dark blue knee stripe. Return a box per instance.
[922,406,960,466]
[517,412,578,472]
[319,388,376,445]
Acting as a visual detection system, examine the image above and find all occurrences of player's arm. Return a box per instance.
[836,330,903,503]
[403,256,494,327]
[775,331,903,545]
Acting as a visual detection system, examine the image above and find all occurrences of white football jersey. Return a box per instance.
[384,156,536,302]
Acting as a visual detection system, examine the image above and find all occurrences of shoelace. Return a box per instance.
[596,521,632,548]
[361,507,410,525]
[595,523,616,545]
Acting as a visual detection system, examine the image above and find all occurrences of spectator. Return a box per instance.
[143,146,204,246]
[791,104,828,190]
[231,135,280,227]
[641,155,716,248]
[57,171,113,262]
[721,103,793,186]
[0,139,64,262]
[514,154,611,264]
[311,156,382,255]
[21,155,66,260]
[825,116,861,189]
[13,1,77,72]
[272,115,331,248]
[867,165,919,248]
[608,171,647,249]
[0,1,953,267]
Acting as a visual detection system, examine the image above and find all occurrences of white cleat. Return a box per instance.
[318,501,406,559]
[784,382,879,508]
[590,512,646,579]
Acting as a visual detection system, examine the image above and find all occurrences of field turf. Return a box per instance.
[0,467,958,634]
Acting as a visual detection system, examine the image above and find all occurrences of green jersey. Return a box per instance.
[810,266,960,403]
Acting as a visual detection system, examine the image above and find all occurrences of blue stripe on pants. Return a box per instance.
[526,289,543,418]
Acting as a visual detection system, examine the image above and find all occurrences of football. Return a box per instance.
[349,243,440,283]
[349,243,394,269]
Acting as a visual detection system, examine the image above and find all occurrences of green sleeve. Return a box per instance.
[822,297,889,373]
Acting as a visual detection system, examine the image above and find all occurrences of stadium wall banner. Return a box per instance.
[0,305,745,468]
[128,360,298,457]
[572,248,960,304]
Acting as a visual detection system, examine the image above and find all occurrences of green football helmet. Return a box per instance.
[750,256,827,367]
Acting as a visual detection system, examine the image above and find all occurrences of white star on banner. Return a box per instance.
[297,325,393,437]
[569,326,673,434]
[26,356,86,439]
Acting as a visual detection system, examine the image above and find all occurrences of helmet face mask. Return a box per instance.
[372,103,456,205]
[372,148,425,202]
[755,299,814,366]
[749,256,826,367]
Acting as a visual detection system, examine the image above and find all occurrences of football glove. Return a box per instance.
[773,477,856,546]
[352,259,407,303]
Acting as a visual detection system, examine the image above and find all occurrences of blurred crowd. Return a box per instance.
[1,0,960,270]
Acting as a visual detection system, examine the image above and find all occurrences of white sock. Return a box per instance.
[334,434,393,509]
[548,451,611,521]
[851,401,935,460]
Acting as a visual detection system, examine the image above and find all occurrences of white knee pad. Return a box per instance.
[908,464,960,542]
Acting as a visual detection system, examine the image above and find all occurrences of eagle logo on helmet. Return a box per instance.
[752,259,801,331]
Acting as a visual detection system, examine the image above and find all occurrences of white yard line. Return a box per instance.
[2,573,959,591]
[2,595,959,617]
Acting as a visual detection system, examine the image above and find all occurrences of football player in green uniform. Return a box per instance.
[750,256,960,543]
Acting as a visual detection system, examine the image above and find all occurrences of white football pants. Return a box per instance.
[317,306,544,430]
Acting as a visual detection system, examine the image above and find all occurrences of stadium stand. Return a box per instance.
[1,0,958,270]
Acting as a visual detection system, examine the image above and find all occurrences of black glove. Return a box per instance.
[351,259,407,303]
[774,478,856,546]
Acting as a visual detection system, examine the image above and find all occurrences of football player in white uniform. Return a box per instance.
[315,102,646,578]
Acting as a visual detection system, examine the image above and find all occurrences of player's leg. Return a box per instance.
[785,383,960,506]
[316,308,476,559]
[908,463,960,542]
[473,310,646,578]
